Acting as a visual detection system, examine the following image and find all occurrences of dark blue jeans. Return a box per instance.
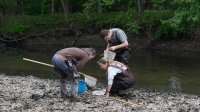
[52,54,79,98]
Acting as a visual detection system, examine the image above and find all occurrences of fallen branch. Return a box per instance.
[0,27,70,43]
[108,96,141,108]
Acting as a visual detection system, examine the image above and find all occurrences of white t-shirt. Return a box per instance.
[107,66,122,85]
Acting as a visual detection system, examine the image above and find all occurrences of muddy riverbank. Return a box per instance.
[0,74,200,112]
[1,30,200,52]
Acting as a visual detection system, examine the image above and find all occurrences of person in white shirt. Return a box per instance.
[97,57,135,97]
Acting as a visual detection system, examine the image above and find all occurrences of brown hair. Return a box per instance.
[97,57,109,65]
[100,29,109,39]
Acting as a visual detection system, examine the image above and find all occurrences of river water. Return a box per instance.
[0,47,200,94]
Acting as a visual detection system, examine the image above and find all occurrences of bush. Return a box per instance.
[0,14,67,35]
[9,23,31,35]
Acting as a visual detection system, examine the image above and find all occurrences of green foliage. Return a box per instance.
[155,24,177,39]
[9,23,31,35]
[88,11,138,33]
[163,0,200,32]
[0,0,18,14]
[139,10,175,39]
[0,14,67,35]
[137,9,195,39]
[68,13,88,29]
[83,1,99,16]
[0,0,199,40]
[140,10,173,25]
[102,0,115,5]
[152,0,174,9]
[69,0,87,12]
[24,0,51,15]
[83,0,137,15]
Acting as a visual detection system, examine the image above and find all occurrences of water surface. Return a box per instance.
[0,48,200,94]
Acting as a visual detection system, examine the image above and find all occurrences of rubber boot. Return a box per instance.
[70,77,79,100]
[60,79,69,98]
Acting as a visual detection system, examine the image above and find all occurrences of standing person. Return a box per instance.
[97,57,135,97]
[100,28,131,65]
[52,47,96,99]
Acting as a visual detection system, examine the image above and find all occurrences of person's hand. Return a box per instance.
[109,46,117,51]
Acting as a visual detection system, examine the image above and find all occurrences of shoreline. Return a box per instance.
[0,74,200,111]
[1,33,200,53]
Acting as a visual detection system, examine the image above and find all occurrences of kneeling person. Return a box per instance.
[97,57,135,97]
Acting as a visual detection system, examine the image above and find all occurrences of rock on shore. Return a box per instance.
[0,74,200,112]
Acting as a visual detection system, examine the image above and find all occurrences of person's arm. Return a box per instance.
[76,58,88,69]
[106,43,110,50]
[105,67,121,97]
[109,40,128,51]
[105,85,112,97]
[109,29,128,51]
[75,53,89,69]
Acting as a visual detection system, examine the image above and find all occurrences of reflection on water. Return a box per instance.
[169,76,181,92]
[0,47,200,94]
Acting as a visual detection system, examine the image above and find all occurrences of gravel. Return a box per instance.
[0,74,200,112]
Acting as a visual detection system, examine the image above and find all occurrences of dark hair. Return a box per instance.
[100,29,109,39]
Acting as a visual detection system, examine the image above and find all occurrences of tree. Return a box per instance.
[51,0,54,15]
[61,0,67,18]
[136,0,144,21]
[163,0,200,33]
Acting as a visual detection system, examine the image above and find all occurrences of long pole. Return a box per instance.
[22,58,94,77]
[23,58,54,67]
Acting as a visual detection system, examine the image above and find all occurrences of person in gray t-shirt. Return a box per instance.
[100,28,131,65]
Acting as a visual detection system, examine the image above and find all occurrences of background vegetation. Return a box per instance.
[0,0,199,40]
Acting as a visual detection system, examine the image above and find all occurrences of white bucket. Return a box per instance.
[104,50,116,61]
[79,72,97,90]
[84,74,97,89]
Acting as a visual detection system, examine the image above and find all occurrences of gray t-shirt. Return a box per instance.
[110,28,127,44]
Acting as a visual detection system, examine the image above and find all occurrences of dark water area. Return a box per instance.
[0,47,200,95]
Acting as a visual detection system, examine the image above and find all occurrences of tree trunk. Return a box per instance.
[136,0,144,21]
[41,1,44,16]
[51,0,55,15]
[97,0,102,14]
[21,0,24,14]
[17,0,24,14]
[64,0,69,13]
[61,0,67,19]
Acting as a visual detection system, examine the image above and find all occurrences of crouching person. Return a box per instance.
[52,47,96,99]
[97,57,135,97]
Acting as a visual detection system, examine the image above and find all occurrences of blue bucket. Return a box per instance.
[78,80,86,93]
